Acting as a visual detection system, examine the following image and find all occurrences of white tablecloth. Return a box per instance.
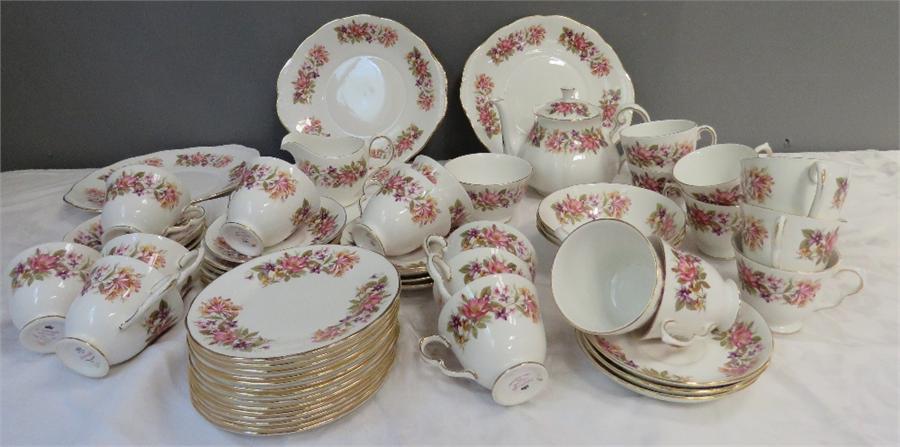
[1,150,898,445]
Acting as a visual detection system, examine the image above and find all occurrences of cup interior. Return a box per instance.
[621,119,696,139]
[674,144,757,186]
[445,154,531,185]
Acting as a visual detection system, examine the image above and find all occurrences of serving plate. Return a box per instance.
[276,14,447,162]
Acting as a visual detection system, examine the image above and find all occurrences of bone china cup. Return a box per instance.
[628,163,676,196]
[619,119,717,172]
[425,221,537,279]
[421,274,548,406]
[739,201,842,272]
[740,157,851,219]
[552,220,662,335]
[349,163,451,257]
[101,233,190,276]
[412,155,474,230]
[426,247,533,307]
[444,153,532,222]
[684,195,741,259]
[734,235,863,334]
[101,165,192,243]
[6,242,101,353]
[643,236,741,347]
[221,157,321,257]
[673,143,774,205]
[56,253,202,378]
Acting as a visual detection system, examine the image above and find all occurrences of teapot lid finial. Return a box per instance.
[561,87,576,100]
[535,87,602,121]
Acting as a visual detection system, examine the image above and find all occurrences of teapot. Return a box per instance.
[492,88,638,195]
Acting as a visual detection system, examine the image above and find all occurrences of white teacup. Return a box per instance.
[618,116,717,172]
[412,155,474,230]
[425,221,536,279]
[444,153,531,222]
[349,163,451,256]
[673,143,773,205]
[420,273,548,406]
[739,202,842,272]
[643,236,741,347]
[56,253,201,378]
[221,156,320,257]
[6,242,101,353]
[101,165,192,242]
[734,235,863,334]
[426,247,533,307]
[551,219,663,335]
[628,163,675,196]
[101,233,190,276]
[684,195,741,259]
[740,157,851,219]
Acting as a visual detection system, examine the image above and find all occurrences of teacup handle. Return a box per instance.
[754,143,774,156]
[118,274,177,331]
[609,103,650,145]
[356,177,383,218]
[696,125,717,148]
[175,246,204,289]
[771,215,787,269]
[423,235,448,258]
[426,253,454,306]
[662,183,683,201]
[367,135,395,171]
[418,335,477,381]
[814,267,865,312]
[163,205,205,236]
[807,162,828,218]
[660,319,711,348]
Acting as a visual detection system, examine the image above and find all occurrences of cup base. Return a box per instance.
[220,222,264,257]
[18,316,66,354]
[491,362,548,406]
[769,321,803,335]
[55,337,110,378]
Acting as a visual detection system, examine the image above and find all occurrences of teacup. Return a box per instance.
[412,155,474,230]
[425,221,536,279]
[420,273,548,406]
[283,133,394,206]
[684,195,741,259]
[221,156,320,257]
[739,202,842,272]
[551,220,663,335]
[101,165,192,242]
[643,236,741,347]
[734,235,863,334]
[56,253,201,378]
[6,242,101,353]
[444,153,531,222]
[740,157,851,219]
[426,247,533,307]
[672,143,774,205]
[101,233,190,276]
[349,163,450,256]
[628,163,675,196]
[618,117,717,172]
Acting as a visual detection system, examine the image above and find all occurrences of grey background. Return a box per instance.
[2,1,898,171]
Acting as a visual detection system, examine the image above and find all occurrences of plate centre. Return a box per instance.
[325,55,405,137]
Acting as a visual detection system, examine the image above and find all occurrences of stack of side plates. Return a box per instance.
[576,303,773,403]
[339,221,433,292]
[186,244,400,435]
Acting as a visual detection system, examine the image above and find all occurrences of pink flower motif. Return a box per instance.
[728,323,754,349]
[741,216,769,251]
[742,167,774,203]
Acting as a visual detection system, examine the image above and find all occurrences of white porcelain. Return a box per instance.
[552,220,663,335]
[536,183,686,246]
[684,195,741,259]
[673,143,773,205]
[66,211,204,251]
[341,220,427,277]
[6,243,100,353]
[644,237,741,347]
[426,247,533,307]
[101,233,189,276]
[100,165,192,242]
[221,156,321,257]
[618,118,717,172]
[348,163,450,256]
[420,274,548,406]
[282,133,394,206]
[411,155,474,230]
[739,202,842,272]
[734,235,863,334]
[461,15,634,155]
[64,145,259,212]
[425,221,537,279]
[627,163,676,196]
[56,253,202,377]
[276,14,447,163]
[443,153,531,222]
[493,88,622,195]
[740,156,851,219]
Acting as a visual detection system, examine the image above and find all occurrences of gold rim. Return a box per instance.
[535,210,686,248]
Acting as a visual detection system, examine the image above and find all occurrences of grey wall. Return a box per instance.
[2,1,898,171]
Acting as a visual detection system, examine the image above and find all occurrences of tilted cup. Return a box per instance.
[412,155,474,230]
[101,233,190,276]
[673,143,773,205]
[6,242,100,353]
[221,156,321,257]
[425,221,537,279]
[444,153,531,223]
[619,118,717,172]
[739,202,842,272]
[684,195,741,259]
[426,247,533,308]
[419,273,548,406]
[101,165,192,243]
[628,163,676,196]
[734,235,863,334]
[643,236,741,347]
[740,156,851,219]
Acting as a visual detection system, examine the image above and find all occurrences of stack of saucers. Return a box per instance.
[197,197,346,285]
[187,244,400,435]
[63,210,206,252]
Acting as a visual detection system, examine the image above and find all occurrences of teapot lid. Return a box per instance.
[535,88,602,121]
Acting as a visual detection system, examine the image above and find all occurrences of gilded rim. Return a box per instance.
[536,210,686,248]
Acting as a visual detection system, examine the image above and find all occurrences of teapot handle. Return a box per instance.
[609,104,651,144]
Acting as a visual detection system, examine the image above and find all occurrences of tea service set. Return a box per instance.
[4,12,867,435]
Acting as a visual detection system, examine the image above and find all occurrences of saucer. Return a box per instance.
[339,220,427,277]
[64,214,204,250]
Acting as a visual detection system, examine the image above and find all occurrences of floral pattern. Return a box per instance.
[290,199,313,227]
[797,228,839,266]
[85,187,106,206]
[486,25,546,64]
[298,117,330,136]
[73,221,103,250]
[246,247,359,287]
[737,260,822,307]
[711,321,765,377]
[449,199,468,230]
[194,296,270,351]
[107,243,167,269]
[447,283,539,346]
[558,27,611,77]
[142,299,178,343]
[468,186,525,212]
[239,164,297,201]
[228,162,248,184]
[335,21,398,47]
[630,171,667,194]
[544,101,589,117]
[411,160,438,184]
[214,236,250,262]
[459,254,525,283]
[692,185,743,206]
[312,274,391,342]
[174,152,233,168]
[669,250,710,311]
[832,177,849,209]
[551,191,631,225]
[459,224,534,277]
[474,74,500,138]
[292,44,330,104]
[374,169,440,225]
[742,167,774,203]
[406,47,435,111]
[646,204,679,242]
[393,124,423,159]
[599,89,621,128]
[81,264,142,302]
[298,159,367,189]
[686,203,738,236]
[595,337,691,382]
[9,248,93,290]
[96,157,164,182]
[527,124,606,154]
[626,142,672,169]
[308,207,340,242]
[741,215,769,251]
[106,170,182,209]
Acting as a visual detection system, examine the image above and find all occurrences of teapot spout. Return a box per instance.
[489,97,520,157]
